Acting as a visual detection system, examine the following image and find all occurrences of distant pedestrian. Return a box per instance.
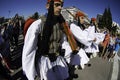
[109,34,120,61]
[8,21,14,49]
[0,23,14,73]
[13,17,20,47]
[106,34,116,60]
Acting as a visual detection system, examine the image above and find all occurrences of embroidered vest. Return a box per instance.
[37,16,64,56]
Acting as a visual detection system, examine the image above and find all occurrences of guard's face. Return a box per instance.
[46,1,63,16]
[79,16,85,24]
[54,2,63,15]
[93,21,97,26]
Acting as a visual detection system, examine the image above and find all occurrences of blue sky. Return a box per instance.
[0,0,120,24]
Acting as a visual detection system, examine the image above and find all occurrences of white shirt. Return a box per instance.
[22,19,42,80]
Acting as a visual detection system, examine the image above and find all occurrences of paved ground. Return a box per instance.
[73,56,113,80]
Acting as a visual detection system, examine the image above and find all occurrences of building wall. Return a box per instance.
[61,6,90,24]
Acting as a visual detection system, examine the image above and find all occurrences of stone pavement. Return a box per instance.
[73,56,113,80]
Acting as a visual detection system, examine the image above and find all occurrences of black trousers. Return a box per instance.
[0,61,13,80]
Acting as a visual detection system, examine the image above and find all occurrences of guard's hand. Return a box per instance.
[72,50,79,55]
[72,47,80,55]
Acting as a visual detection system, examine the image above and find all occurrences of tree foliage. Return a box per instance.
[98,7,113,32]
[32,12,39,19]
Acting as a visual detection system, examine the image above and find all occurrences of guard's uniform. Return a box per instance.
[22,17,69,80]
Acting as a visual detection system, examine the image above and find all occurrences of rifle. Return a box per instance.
[59,14,79,54]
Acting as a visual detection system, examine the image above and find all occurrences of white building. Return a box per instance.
[61,6,90,24]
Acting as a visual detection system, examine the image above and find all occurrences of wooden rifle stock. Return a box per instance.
[62,22,78,51]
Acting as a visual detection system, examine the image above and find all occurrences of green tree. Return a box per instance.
[32,12,39,19]
[98,7,112,31]
[98,17,104,29]
[102,8,108,28]
[107,7,112,31]
[98,8,107,29]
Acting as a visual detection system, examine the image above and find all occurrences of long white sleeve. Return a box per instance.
[22,19,42,80]
[70,23,91,46]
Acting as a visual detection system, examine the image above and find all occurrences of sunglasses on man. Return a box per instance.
[54,3,63,7]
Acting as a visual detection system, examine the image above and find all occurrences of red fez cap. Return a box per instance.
[91,18,96,21]
[47,0,63,2]
[76,11,85,17]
